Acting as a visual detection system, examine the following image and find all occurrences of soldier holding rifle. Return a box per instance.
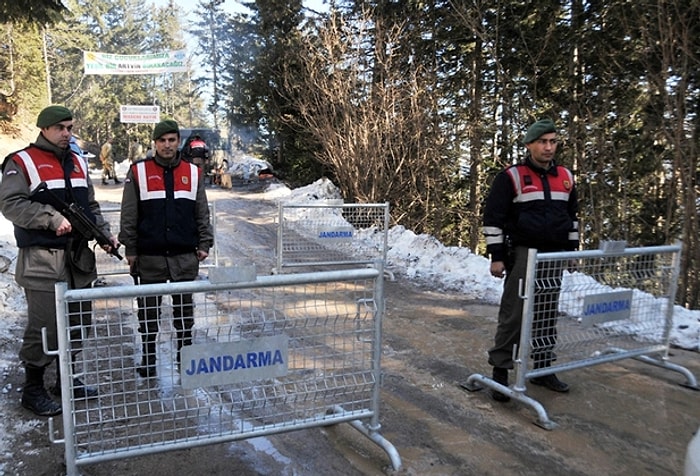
[0,105,119,416]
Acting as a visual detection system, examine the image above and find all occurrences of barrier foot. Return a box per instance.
[330,406,402,472]
[47,416,65,445]
[462,373,558,430]
[632,354,700,390]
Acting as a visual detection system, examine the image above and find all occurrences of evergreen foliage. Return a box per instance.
[0,23,47,131]
[0,0,66,25]
[1,0,700,307]
[42,0,203,159]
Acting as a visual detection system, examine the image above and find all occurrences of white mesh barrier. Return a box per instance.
[465,244,698,429]
[274,202,389,273]
[50,267,401,475]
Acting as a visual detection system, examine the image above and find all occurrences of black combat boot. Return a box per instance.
[529,359,569,393]
[491,367,511,402]
[137,338,157,378]
[51,377,99,399]
[51,362,98,399]
[21,365,62,416]
[529,373,570,392]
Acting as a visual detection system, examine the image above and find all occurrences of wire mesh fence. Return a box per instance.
[50,266,401,475]
[522,245,681,374]
[465,244,698,429]
[274,202,390,273]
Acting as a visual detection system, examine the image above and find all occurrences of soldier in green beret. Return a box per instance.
[119,119,214,378]
[0,105,119,416]
[481,118,579,402]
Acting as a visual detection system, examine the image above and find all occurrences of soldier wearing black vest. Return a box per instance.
[482,119,579,402]
[119,119,213,378]
[0,105,118,416]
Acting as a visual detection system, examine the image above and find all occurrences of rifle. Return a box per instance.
[33,181,123,260]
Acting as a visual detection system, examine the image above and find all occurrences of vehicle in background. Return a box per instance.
[178,128,227,184]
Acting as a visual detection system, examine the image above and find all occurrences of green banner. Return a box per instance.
[83,50,187,75]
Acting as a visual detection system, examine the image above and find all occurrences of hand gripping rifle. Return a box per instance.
[34,181,123,260]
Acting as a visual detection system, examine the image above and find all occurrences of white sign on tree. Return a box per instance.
[120,105,161,124]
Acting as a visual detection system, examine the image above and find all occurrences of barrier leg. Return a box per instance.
[462,373,558,430]
[330,406,402,471]
[632,354,700,390]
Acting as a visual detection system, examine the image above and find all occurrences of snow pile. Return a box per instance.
[384,225,503,301]
[287,178,700,351]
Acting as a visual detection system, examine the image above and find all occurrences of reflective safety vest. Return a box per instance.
[483,158,579,262]
[502,162,577,248]
[9,147,93,249]
[186,138,208,159]
[130,158,202,256]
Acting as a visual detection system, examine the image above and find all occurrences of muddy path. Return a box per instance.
[379,279,700,475]
[0,182,698,476]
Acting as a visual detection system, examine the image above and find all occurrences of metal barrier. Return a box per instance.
[273,201,390,275]
[47,264,400,475]
[95,203,219,277]
[465,244,699,429]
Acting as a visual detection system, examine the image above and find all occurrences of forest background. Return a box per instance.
[1,0,700,308]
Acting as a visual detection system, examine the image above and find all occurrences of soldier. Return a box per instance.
[0,105,119,416]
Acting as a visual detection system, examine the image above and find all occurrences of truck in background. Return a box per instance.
[178,128,228,183]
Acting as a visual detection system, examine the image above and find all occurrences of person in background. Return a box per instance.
[181,133,212,183]
[127,136,144,163]
[181,133,209,167]
[119,119,214,378]
[99,137,120,185]
[213,158,229,186]
[0,105,119,416]
[482,118,579,402]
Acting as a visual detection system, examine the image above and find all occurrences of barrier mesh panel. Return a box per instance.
[525,249,678,372]
[58,276,378,459]
[277,203,388,270]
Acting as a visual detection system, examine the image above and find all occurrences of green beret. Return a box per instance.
[36,105,73,128]
[524,119,557,144]
[152,119,180,140]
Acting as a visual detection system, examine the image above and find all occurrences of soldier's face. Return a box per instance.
[526,133,557,168]
[42,120,73,149]
[154,132,179,161]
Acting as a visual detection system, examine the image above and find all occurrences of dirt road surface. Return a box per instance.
[1,180,698,476]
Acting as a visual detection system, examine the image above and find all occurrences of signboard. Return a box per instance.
[84,50,187,75]
[580,290,634,328]
[180,334,289,389]
[317,226,354,242]
[120,105,160,124]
